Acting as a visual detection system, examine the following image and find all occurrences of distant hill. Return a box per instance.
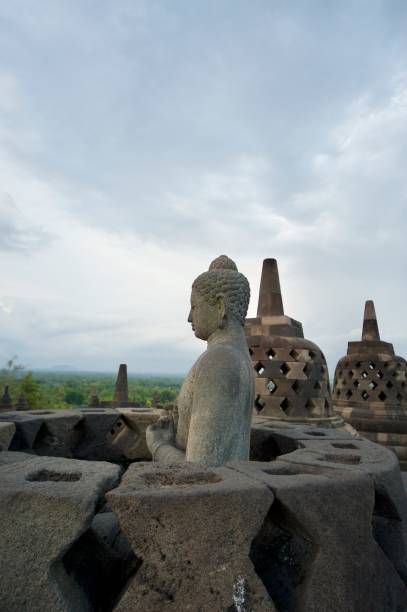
[32,367,185,378]
[33,365,76,372]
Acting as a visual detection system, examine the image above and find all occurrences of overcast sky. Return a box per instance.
[0,1,406,375]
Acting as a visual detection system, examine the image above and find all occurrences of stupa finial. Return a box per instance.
[362,300,380,342]
[257,258,284,317]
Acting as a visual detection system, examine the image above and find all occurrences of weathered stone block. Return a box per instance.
[106,408,164,460]
[0,452,120,612]
[107,462,276,611]
[230,457,407,612]
[250,422,360,462]
[249,422,407,594]
[75,408,124,461]
[29,410,84,457]
[0,421,15,450]
[0,408,167,462]
[0,411,45,450]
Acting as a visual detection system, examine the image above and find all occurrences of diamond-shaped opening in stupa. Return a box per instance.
[291,380,301,394]
[255,362,265,375]
[302,363,313,377]
[280,398,290,413]
[266,379,277,394]
[280,363,290,376]
[254,395,266,413]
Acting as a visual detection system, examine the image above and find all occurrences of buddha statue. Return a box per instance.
[146,255,254,466]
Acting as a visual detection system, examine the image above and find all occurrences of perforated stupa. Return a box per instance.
[333,300,407,467]
[245,258,342,427]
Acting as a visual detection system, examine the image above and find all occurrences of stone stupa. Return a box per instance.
[0,386,13,412]
[97,363,141,408]
[15,394,28,411]
[245,258,343,427]
[333,300,407,467]
[114,363,129,405]
[88,388,100,407]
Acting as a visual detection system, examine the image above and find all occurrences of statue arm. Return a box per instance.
[152,441,185,463]
[146,415,185,463]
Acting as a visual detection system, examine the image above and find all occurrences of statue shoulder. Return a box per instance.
[195,342,248,375]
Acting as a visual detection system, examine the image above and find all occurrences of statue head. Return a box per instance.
[188,255,250,340]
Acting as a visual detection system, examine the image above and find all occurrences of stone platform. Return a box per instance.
[1,411,407,611]
[0,406,166,461]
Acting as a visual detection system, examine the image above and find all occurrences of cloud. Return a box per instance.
[277,75,407,370]
[0,2,406,375]
[0,192,53,253]
[0,298,14,315]
[0,71,21,112]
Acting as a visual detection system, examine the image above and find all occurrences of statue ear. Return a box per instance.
[216,294,226,324]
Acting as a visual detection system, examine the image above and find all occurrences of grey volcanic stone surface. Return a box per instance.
[0,410,84,456]
[0,452,120,612]
[231,462,407,612]
[0,411,45,449]
[0,408,159,462]
[107,430,407,612]
[31,410,84,457]
[108,408,164,460]
[246,423,407,611]
[0,421,15,450]
[1,416,407,611]
[75,407,125,461]
[107,461,276,611]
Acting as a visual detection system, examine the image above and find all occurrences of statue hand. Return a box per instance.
[146,415,176,456]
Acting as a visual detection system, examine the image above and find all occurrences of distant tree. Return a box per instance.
[19,372,41,409]
[160,389,176,403]
[64,390,85,406]
[0,368,183,411]
[0,356,25,386]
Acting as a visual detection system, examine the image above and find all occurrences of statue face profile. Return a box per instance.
[188,288,224,341]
